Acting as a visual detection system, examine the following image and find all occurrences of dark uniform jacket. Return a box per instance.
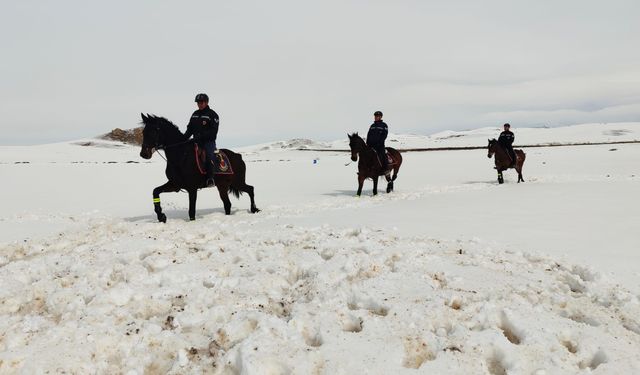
[184,106,219,144]
[366,121,388,148]
[498,130,514,147]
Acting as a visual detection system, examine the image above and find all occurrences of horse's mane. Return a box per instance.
[141,114,186,139]
[142,114,180,130]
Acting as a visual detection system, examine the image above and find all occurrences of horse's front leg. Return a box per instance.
[187,188,198,221]
[497,169,504,184]
[372,176,379,196]
[356,173,365,197]
[516,166,525,183]
[152,181,178,223]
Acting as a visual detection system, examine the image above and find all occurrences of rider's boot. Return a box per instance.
[205,161,215,187]
[381,155,390,178]
[509,151,517,168]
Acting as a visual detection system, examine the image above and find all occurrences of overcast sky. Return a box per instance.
[1,0,639,145]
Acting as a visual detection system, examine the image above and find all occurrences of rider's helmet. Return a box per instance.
[503,123,511,128]
[195,93,209,102]
[374,111,383,117]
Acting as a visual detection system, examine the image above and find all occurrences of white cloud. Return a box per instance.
[1,0,639,145]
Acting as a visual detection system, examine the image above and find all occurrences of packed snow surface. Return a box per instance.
[1,123,639,373]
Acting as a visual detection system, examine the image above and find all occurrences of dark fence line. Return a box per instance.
[297,140,640,153]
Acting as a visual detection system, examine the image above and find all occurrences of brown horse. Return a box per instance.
[487,139,525,184]
[139,114,259,222]
[348,133,403,196]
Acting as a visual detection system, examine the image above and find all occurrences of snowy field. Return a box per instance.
[1,123,640,374]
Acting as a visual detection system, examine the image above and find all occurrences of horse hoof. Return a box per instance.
[251,207,260,213]
[158,213,167,223]
[189,217,195,221]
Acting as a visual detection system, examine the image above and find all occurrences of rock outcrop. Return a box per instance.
[100,127,144,145]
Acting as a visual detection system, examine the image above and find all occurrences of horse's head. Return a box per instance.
[139,113,160,159]
[139,113,184,159]
[487,138,498,158]
[347,132,363,161]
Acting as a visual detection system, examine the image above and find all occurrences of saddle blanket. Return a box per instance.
[195,145,234,175]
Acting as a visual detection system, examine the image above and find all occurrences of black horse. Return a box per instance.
[487,138,526,184]
[139,114,259,222]
[348,133,403,196]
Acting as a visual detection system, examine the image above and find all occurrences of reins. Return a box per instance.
[152,138,191,162]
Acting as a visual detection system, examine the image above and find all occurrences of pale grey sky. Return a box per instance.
[1,0,639,145]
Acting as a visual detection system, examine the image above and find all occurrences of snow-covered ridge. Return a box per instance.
[2,122,638,163]
[239,122,640,152]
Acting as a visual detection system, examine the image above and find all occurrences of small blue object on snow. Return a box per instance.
[313,158,318,164]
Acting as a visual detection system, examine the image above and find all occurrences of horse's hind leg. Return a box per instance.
[517,167,525,183]
[241,183,260,213]
[516,152,525,183]
[387,165,400,192]
[248,184,259,213]
[372,176,379,196]
[385,173,393,193]
[152,181,178,223]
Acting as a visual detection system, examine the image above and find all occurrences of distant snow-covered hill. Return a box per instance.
[239,122,640,152]
[2,122,638,164]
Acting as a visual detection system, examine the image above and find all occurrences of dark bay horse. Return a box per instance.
[348,133,403,196]
[139,114,259,222]
[487,139,525,184]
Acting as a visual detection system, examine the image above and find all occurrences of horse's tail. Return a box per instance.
[229,186,243,198]
[223,149,246,199]
[389,148,402,181]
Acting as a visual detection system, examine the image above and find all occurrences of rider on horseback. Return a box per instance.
[498,123,516,167]
[366,110,390,177]
[184,93,219,187]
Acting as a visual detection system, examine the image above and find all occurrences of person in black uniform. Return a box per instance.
[184,93,219,187]
[498,123,516,167]
[366,110,390,176]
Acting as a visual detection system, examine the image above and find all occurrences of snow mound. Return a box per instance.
[1,221,638,373]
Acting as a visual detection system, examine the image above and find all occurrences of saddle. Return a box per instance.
[195,145,234,175]
[498,144,519,168]
[374,149,396,168]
